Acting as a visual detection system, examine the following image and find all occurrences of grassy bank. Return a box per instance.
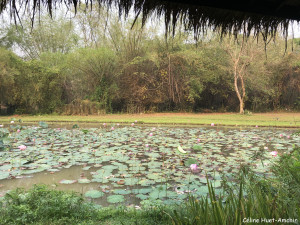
[0,113,300,127]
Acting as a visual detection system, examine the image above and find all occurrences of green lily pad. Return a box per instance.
[0,172,10,180]
[192,145,203,151]
[85,190,104,198]
[184,158,198,167]
[78,178,91,183]
[136,194,148,200]
[59,179,77,184]
[107,195,125,203]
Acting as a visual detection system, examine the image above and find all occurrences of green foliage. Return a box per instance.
[192,145,202,151]
[271,147,300,203]
[66,48,118,113]
[169,170,300,225]
[0,185,99,225]
[2,15,78,59]
[0,12,300,114]
[72,124,79,129]
[0,48,20,108]
[0,128,10,151]
[0,185,171,225]
[184,158,198,167]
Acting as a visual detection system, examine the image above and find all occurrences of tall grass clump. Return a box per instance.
[271,146,300,209]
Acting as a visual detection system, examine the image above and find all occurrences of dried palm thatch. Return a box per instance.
[0,0,299,40]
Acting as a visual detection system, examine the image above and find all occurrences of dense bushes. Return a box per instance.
[1,14,300,114]
[0,185,99,224]
[0,185,170,225]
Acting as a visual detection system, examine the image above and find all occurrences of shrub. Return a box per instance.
[0,185,99,225]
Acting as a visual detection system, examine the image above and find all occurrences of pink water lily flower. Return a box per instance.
[111,127,115,130]
[190,164,198,172]
[145,144,149,148]
[211,123,215,126]
[103,123,106,126]
[18,145,26,150]
[17,129,21,133]
[149,133,153,136]
[197,138,200,143]
[270,151,278,157]
[131,123,134,126]
[135,120,138,123]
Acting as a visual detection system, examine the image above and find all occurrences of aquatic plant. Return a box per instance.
[0,123,298,206]
[190,164,198,172]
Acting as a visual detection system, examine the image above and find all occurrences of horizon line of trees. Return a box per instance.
[0,7,300,115]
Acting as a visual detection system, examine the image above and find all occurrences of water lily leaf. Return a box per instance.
[184,158,198,167]
[0,164,12,171]
[132,188,152,194]
[199,178,208,184]
[38,121,49,129]
[192,145,203,151]
[59,179,77,184]
[212,180,222,188]
[107,195,125,203]
[124,178,139,185]
[78,178,91,183]
[136,194,148,200]
[58,157,69,163]
[197,186,209,195]
[147,173,161,180]
[85,190,104,198]
[0,172,10,180]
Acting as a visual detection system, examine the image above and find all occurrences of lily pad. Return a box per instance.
[107,195,125,203]
[184,158,198,167]
[192,145,203,151]
[85,190,104,198]
[78,178,91,183]
[59,179,77,184]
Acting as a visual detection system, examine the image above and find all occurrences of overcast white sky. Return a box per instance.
[1,6,300,39]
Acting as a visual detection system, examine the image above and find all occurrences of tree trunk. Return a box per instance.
[239,100,244,114]
[233,71,245,114]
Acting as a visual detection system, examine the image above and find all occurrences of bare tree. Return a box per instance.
[224,37,255,114]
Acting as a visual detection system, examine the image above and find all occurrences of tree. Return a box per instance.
[0,48,19,112]
[223,36,256,114]
[67,47,118,113]
[2,15,78,59]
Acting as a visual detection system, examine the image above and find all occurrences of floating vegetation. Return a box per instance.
[0,124,299,205]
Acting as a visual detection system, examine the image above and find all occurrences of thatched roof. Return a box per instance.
[1,0,300,39]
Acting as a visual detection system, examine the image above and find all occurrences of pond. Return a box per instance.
[0,122,299,206]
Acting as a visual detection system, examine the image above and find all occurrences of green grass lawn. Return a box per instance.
[0,112,299,127]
